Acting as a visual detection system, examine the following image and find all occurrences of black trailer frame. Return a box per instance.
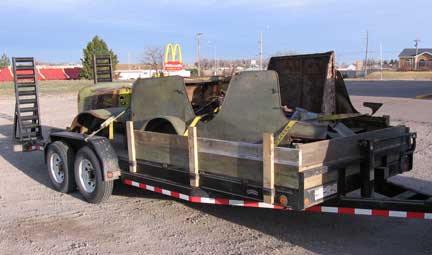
[39,124,432,220]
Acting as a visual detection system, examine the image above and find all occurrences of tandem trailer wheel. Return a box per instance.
[74,146,113,203]
[46,141,76,193]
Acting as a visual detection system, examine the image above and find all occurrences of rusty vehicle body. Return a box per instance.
[73,52,389,145]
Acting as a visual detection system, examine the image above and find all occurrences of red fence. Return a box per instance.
[0,67,82,82]
[64,67,82,80]
[0,68,13,82]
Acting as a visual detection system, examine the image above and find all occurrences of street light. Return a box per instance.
[258,25,270,70]
[197,33,203,76]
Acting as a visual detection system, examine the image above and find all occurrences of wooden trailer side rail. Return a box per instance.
[124,122,415,209]
[125,121,299,205]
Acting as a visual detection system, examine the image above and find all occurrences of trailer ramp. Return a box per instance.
[12,57,44,151]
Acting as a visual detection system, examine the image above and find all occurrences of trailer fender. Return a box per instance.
[48,131,121,181]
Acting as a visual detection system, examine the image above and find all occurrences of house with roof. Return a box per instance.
[399,48,432,71]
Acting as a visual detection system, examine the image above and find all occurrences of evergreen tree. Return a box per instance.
[80,35,118,79]
[0,53,10,68]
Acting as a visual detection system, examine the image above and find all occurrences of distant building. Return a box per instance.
[115,69,190,80]
[399,48,432,71]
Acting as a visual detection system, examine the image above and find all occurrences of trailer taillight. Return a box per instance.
[279,195,288,206]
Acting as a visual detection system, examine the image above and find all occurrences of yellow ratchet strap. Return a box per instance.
[183,116,203,136]
[275,120,297,146]
[316,113,363,121]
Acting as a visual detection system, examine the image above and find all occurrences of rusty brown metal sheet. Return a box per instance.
[268,51,337,114]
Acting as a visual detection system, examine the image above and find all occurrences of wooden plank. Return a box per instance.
[188,127,199,187]
[198,137,299,166]
[133,130,299,189]
[199,153,299,189]
[263,133,275,204]
[198,137,262,161]
[126,121,137,173]
[304,171,338,189]
[299,126,407,171]
[134,130,189,168]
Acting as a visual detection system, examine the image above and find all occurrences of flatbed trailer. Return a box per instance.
[14,53,432,221]
[42,122,431,220]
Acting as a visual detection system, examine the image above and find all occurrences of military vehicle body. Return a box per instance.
[43,52,425,215]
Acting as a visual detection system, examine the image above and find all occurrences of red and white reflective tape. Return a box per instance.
[123,179,432,220]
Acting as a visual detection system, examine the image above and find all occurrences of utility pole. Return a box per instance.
[128,51,131,70]
[197,33,203,76]
[380,43,383,80]
[414,38,420,70]
[259,32,263,70]
[213,44,217,75]
[364,30,369,77]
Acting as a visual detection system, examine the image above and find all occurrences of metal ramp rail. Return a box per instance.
[93,54,113,83]
[12,57,44,151]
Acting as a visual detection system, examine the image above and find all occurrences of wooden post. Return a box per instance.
[126,121,137,173]
[263,133,275,204]
[188,126,199,187]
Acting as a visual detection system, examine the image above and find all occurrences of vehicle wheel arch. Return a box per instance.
[140,116,186,135]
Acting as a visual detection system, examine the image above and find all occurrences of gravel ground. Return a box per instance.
[0,94,431,255]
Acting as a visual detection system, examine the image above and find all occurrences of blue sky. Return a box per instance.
[0,0,430,64]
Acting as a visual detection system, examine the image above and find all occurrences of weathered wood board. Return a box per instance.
[132,126,408,193]
[298,126,407,171]
[133,130,300,189]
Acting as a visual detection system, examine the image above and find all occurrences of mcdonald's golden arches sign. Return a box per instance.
[163,43,183,71]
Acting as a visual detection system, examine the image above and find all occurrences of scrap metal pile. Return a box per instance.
[71,52,390,147]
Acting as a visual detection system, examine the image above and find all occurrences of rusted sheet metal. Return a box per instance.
[74,52,360,144]
[78,82,132,112]
[268,51,356,115]
[71,107,129,131]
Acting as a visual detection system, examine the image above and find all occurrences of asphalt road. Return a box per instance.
[346,80,432,98]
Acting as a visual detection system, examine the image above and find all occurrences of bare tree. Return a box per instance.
[142,47,164,71]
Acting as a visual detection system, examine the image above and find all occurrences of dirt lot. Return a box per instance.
[0,93,432,255]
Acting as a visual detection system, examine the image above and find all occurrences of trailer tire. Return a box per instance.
[46,141,75,193]
[74,146,113,203]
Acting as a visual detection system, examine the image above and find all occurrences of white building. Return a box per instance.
[116,69,191,81]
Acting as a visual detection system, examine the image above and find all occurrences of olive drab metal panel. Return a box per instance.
[131,76,196,129]
[197,71,288,143]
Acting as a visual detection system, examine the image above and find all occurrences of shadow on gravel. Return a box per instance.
[182,198,432,254]
[111,184,432,254]
[0,122,56,190]
[0,121,171,203]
